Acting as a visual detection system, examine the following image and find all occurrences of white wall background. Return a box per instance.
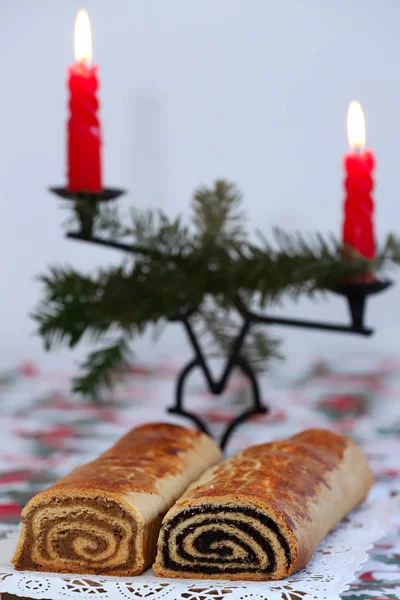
[0,0,399,375]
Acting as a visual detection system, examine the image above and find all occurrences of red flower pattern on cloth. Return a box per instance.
[0,503,21,522]
[0,471,32,485]
[18,362,39,377]
[317,393,370,419]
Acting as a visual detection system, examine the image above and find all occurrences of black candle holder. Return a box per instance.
[51,187,125,238]
[167,308,267,450]
[166,280,392,450]
[51,187,394,449]
[236,280,393,337]
[330,280,393,333]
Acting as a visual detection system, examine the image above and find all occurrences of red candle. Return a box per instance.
[67,9,102,192]
[342,101,375,261]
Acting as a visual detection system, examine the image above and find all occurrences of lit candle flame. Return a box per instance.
[74,9,92,64]
[347,100,366,150]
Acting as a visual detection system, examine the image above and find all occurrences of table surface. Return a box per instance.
[0,354,399,599]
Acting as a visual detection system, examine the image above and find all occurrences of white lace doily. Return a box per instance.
[0,497,396,600]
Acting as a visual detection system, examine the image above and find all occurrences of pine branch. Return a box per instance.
[73,338,131,402]
[93,205,131,240]
[33,267,111,349]
[33,258,209,352]
[239,229,378,304]
[95,205,192,259]
[196,302,281,371]
[378,233,400,264]
[128,208,191,256]
[37,179,400,398]
[192,180,247,251]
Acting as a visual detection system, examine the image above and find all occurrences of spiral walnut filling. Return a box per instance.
[161,505,291,575]
[18,497,137,574]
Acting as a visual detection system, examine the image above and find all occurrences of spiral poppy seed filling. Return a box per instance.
[161,505,291,575]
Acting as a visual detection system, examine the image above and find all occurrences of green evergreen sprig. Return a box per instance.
[34,180,400,400]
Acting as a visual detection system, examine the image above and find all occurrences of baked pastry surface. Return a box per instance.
[154,428,373,580]
[12,422,222,575]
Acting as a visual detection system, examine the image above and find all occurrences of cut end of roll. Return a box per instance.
[154,500,297,581]
[12,491,145,576]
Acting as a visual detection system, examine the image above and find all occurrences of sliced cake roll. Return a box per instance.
[154,429,373,581]
[12,423,222,576]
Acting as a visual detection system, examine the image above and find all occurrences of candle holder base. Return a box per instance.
[331,279,393,333]
[50,187,125,202]
[50,187,125,237]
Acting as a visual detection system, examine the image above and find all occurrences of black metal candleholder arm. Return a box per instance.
[235,279,393,337]
[52,187,393,450]
[166,278,392,450]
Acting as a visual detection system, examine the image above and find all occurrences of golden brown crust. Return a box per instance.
[179,429,347,515]
[12,423,222,575]
[154,428,373,580]
[51,423,213,495]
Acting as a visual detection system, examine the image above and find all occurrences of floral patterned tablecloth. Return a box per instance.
[0,354,399,600]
